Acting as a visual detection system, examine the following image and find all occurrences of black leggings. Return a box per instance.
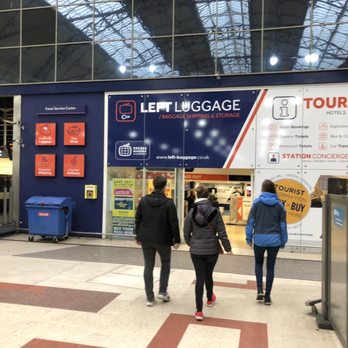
[191,253,219,311]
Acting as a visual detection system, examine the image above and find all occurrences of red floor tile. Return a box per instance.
[148,313,268,348]
[22,338,101,348]
[0,282,119,312]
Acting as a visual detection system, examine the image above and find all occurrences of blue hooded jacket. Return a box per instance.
[246,192,288,247]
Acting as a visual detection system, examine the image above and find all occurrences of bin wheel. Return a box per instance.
[53,237,59,243]
[28,235,34,242]
[64,235,69,240]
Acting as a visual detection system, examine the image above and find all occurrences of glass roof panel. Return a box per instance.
[216,0,250,31]
[94,2,132,41]
[195,0,217,32]
[312,24,348,69]
[58,4,93,42]
[132,38,172,78]
[312,0,348,24]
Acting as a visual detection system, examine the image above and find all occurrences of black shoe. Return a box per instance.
[256,293,264,301]
[264,296,272,305]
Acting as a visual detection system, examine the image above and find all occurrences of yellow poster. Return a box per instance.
[274,179,310,224]
[112,178,135,217]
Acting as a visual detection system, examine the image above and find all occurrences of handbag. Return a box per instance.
[197,207,224,254]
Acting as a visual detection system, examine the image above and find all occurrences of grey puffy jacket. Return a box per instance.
[184,199,231,255]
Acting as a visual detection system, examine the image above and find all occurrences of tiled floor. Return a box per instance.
[0,236,341,348]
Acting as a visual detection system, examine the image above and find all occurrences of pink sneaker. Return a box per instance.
[207,293,216,307]
[195,311,204,321]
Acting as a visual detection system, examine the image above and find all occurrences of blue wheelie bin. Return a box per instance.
[25,196,75,243]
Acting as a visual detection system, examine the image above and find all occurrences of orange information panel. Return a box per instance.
[63,154,85,177]
[35,154,56,177]
[35,123,56,146]
[64,122,86,146]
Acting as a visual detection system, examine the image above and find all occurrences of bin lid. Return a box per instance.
[25,196,75,207]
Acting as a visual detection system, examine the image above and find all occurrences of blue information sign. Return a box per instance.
[108,90,260,168]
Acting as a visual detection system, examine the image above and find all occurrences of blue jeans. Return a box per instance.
[142,244,171,300]
[254,245,280,296]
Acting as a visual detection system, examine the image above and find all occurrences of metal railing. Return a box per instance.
[0,175,15,233]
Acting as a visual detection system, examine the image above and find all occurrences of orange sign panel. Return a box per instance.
[64,122,86,146]
[35,123,56,146]
[35,154,56,177]
[185,173,229,181]
[63,154,85,177]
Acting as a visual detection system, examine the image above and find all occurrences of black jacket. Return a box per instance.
[184,199,231,255]
[135,192,181,245]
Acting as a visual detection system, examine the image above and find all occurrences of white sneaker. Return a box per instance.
[158,292,171,302]
[146,299,154,307]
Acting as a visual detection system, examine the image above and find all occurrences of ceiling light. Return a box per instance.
[149,64,156,73]
[305,53,319,63]
[269,55,279,66]
[119,65,127,73]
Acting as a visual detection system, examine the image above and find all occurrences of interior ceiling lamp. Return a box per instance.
[269,55,279,66]
[119,65,127,73]
[305,53,319,63]
[149,64,156,73]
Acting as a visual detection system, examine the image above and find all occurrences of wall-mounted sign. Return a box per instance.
[35,154,56,177]
[36,104,87,115]
[185,173,229,181]
[35,123,56,146]
[63,154,85,177]
[108,91,260,168]
[64,122,86,146]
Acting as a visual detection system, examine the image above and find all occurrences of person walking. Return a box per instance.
[184,185,232,321]
[246,179,288,305]
[135,176,181,307]
[186,189,196,212]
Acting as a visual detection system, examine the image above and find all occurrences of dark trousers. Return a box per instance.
[191,253,219,311]
[142,244,171,300]
[254,245,280,296]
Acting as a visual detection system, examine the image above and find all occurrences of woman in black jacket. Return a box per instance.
[184,186,232,321]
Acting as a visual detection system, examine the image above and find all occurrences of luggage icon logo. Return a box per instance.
[116,101,136,122]
[119,143,132,157]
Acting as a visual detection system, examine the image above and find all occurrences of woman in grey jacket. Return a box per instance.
[184,186,232,321]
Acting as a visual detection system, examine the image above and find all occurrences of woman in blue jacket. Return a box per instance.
[246,179,288,305]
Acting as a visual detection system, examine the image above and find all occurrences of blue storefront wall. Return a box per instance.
[19,93,104,234]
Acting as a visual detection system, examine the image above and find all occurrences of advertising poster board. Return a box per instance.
[35,154,56,177]
[112,178,135,218]
[35,123,56,146]
[112,178,136,238]
[64,122,86,146]
[301,86,348,170]
[108,90,261,168]
[255,88,303,169]
[63,154,85,177]
[256,86,348,170]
